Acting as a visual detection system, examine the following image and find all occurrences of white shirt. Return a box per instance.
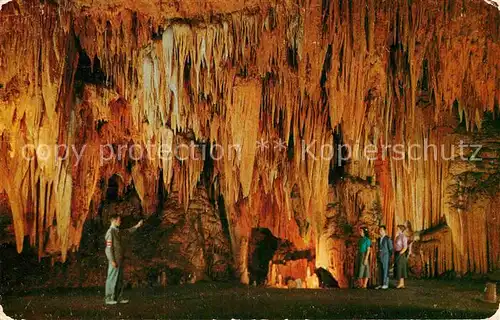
[379,235,386,246]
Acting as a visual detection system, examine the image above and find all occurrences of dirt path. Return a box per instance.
[2,280,498,319]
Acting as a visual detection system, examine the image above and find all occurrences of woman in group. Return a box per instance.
[404,220,415,256]
[356,226,371,289]
[394,224,409,288]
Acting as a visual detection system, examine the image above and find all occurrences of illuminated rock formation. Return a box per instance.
[0,0,499,287]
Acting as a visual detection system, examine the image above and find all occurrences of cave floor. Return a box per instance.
[2,279,498,319]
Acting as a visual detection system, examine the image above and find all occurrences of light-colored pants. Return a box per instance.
[378,254,390,286]
[105,263,124,302]
[357,252,370,278]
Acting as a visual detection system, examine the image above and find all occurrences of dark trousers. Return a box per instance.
[394,251,408,279]
[378,254,390,286]
[105,264,124,302]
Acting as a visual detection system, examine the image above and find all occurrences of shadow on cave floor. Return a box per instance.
[2,279,498,319]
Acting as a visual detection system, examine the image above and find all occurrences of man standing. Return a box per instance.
[105,214,143,305]
[375,226,393,290]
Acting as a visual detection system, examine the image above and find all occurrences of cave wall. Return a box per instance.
[0,186,231,291]
[0,0,499,286]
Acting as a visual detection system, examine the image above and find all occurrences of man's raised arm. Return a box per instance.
[124,219,144,234]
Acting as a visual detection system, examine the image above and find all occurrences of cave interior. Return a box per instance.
[0,0,499,293]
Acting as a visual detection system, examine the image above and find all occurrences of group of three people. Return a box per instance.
[357,225,409,289]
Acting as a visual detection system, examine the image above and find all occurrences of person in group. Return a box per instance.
[394,224,408,289]
[404,220,415,257]
[375,225,393,290]
[105,214,144,305]
[356,226,371,289]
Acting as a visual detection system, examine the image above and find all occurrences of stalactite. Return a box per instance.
[0,1,75,258]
